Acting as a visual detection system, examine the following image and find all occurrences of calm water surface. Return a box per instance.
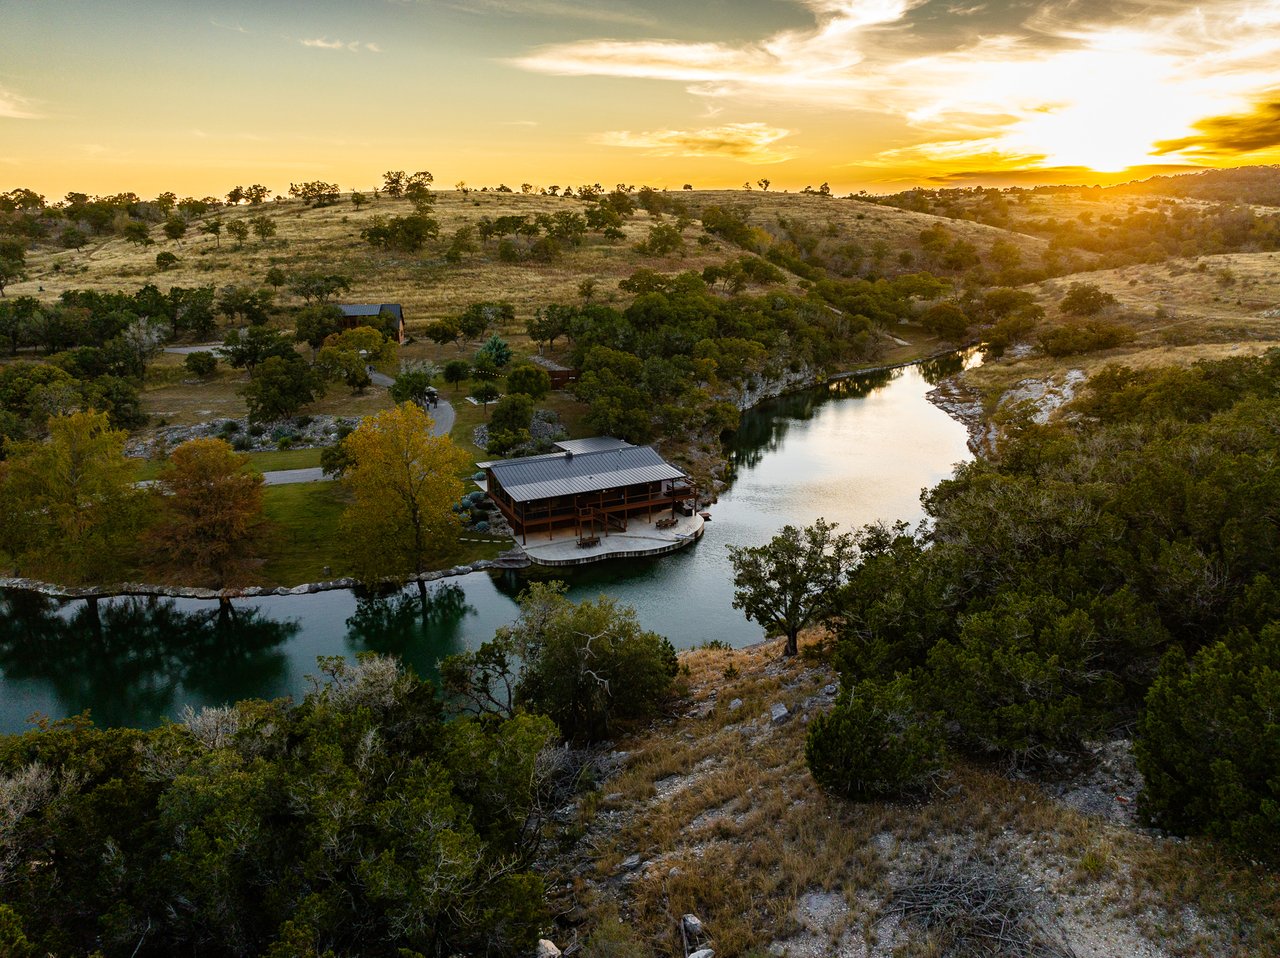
[0,351,979,732]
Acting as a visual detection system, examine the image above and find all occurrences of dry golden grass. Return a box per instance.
[10,189,1046,331]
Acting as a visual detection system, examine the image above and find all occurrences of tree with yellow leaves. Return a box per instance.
[147,438,265,587]
[0,409,147,583]
[339,402,468,599]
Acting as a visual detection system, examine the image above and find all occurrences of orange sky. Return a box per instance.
[3,0,1279,198]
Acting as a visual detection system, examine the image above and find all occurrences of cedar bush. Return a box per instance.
[1136,627,1280,860]
[805,676,945,800]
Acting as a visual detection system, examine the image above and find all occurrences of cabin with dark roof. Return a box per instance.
[479,439,697,545]
[338,304,406,344]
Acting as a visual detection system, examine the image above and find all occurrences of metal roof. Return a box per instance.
[339,304,404,320]
[554,437,634,455]
[486,445,687,503]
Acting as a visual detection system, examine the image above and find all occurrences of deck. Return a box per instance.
[520,513,706,566]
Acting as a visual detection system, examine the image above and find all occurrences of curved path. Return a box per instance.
[257,397,456,486]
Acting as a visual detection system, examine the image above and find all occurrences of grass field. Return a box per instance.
[257,478,512,587]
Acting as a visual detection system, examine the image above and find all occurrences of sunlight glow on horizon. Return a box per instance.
[3,0,1280,197]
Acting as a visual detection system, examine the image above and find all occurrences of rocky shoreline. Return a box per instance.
[0,548,531,603]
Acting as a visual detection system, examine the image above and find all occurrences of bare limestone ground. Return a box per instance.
[542,636,1280,958]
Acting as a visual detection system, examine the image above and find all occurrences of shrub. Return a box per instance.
[232,436,251,451]
[924,592,1122,757]
[505,364,551,400]
[248,423,265,437]
[1059,282,1117,316]
[443,582,677,741]
[184,351,218,377]
[1136,628,1280,861]
[805,676,945,800]
[1039,320,1135,356]
[155,251,179,270]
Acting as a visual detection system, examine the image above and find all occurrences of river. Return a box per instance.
[0,351,980,733]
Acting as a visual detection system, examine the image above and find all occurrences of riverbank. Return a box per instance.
[0,548,531,602]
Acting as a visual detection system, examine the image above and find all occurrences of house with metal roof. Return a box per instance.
[338,304,406,344]
[480,439,697,546]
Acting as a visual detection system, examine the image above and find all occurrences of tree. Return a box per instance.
[155,251,179,270]
[390,367,436,406]
[444,359,471,392]
[287,181,340,206]
[250,215,277,242]
[443,582,677,741]
[219,326,295,370]
[728,519,856,656]
[200,219,222,247]
[351,190,366,210]
[226,220,250,249]
[488,392,534,444]
[293,303,345,350]
[288,272,351,304]
[162,216,187,244]
[1060,282,1117,316]
[0,410,146,582]
[506,364,551,400]
[382,170,406,198]
[217,285,274,326]
[919,302,970,341]
[264,266,287,288]
[241,355,317,421]
[122,221,153,247]
[147,438,265,586]
[476,334,513,369]
[471,381,500,413]
[339,402,468,596]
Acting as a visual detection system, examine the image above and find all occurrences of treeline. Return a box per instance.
[0,279,409,451]
[0,580,680,957]
[1106,165,1280,206]
[806,350,1280,861]
[525,265,946,444]
[868,182,1280,269]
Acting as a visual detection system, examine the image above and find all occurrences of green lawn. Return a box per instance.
[132,446,325,482]
[259,482,349,585]
[258,479,511,587]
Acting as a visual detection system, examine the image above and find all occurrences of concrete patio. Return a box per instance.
[520,512,706,566]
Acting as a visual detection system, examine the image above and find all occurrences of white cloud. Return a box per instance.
[0,88,41,120]
[439,0,656,27]
[595,122,796,163]
[299,38,383,52]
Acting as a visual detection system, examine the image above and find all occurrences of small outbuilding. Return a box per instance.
[338,304,406,344]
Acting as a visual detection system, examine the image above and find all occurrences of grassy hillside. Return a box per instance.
[9,189,1046,328]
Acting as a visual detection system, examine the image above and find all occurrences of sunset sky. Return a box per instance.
[4,0,1280,198]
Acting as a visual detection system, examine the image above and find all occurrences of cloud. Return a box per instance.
[0,88,41,120]
[299,38,383,52]
[595,123,795,163]
[515,0,1280,173]
[443,0,656,27]
[1153,91,1280,158]
[210,19,249,34]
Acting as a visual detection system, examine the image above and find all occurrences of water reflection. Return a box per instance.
[344,583,475,680]
[0,591,297,729]
[730,365,903,472]
[0,349,982,732]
